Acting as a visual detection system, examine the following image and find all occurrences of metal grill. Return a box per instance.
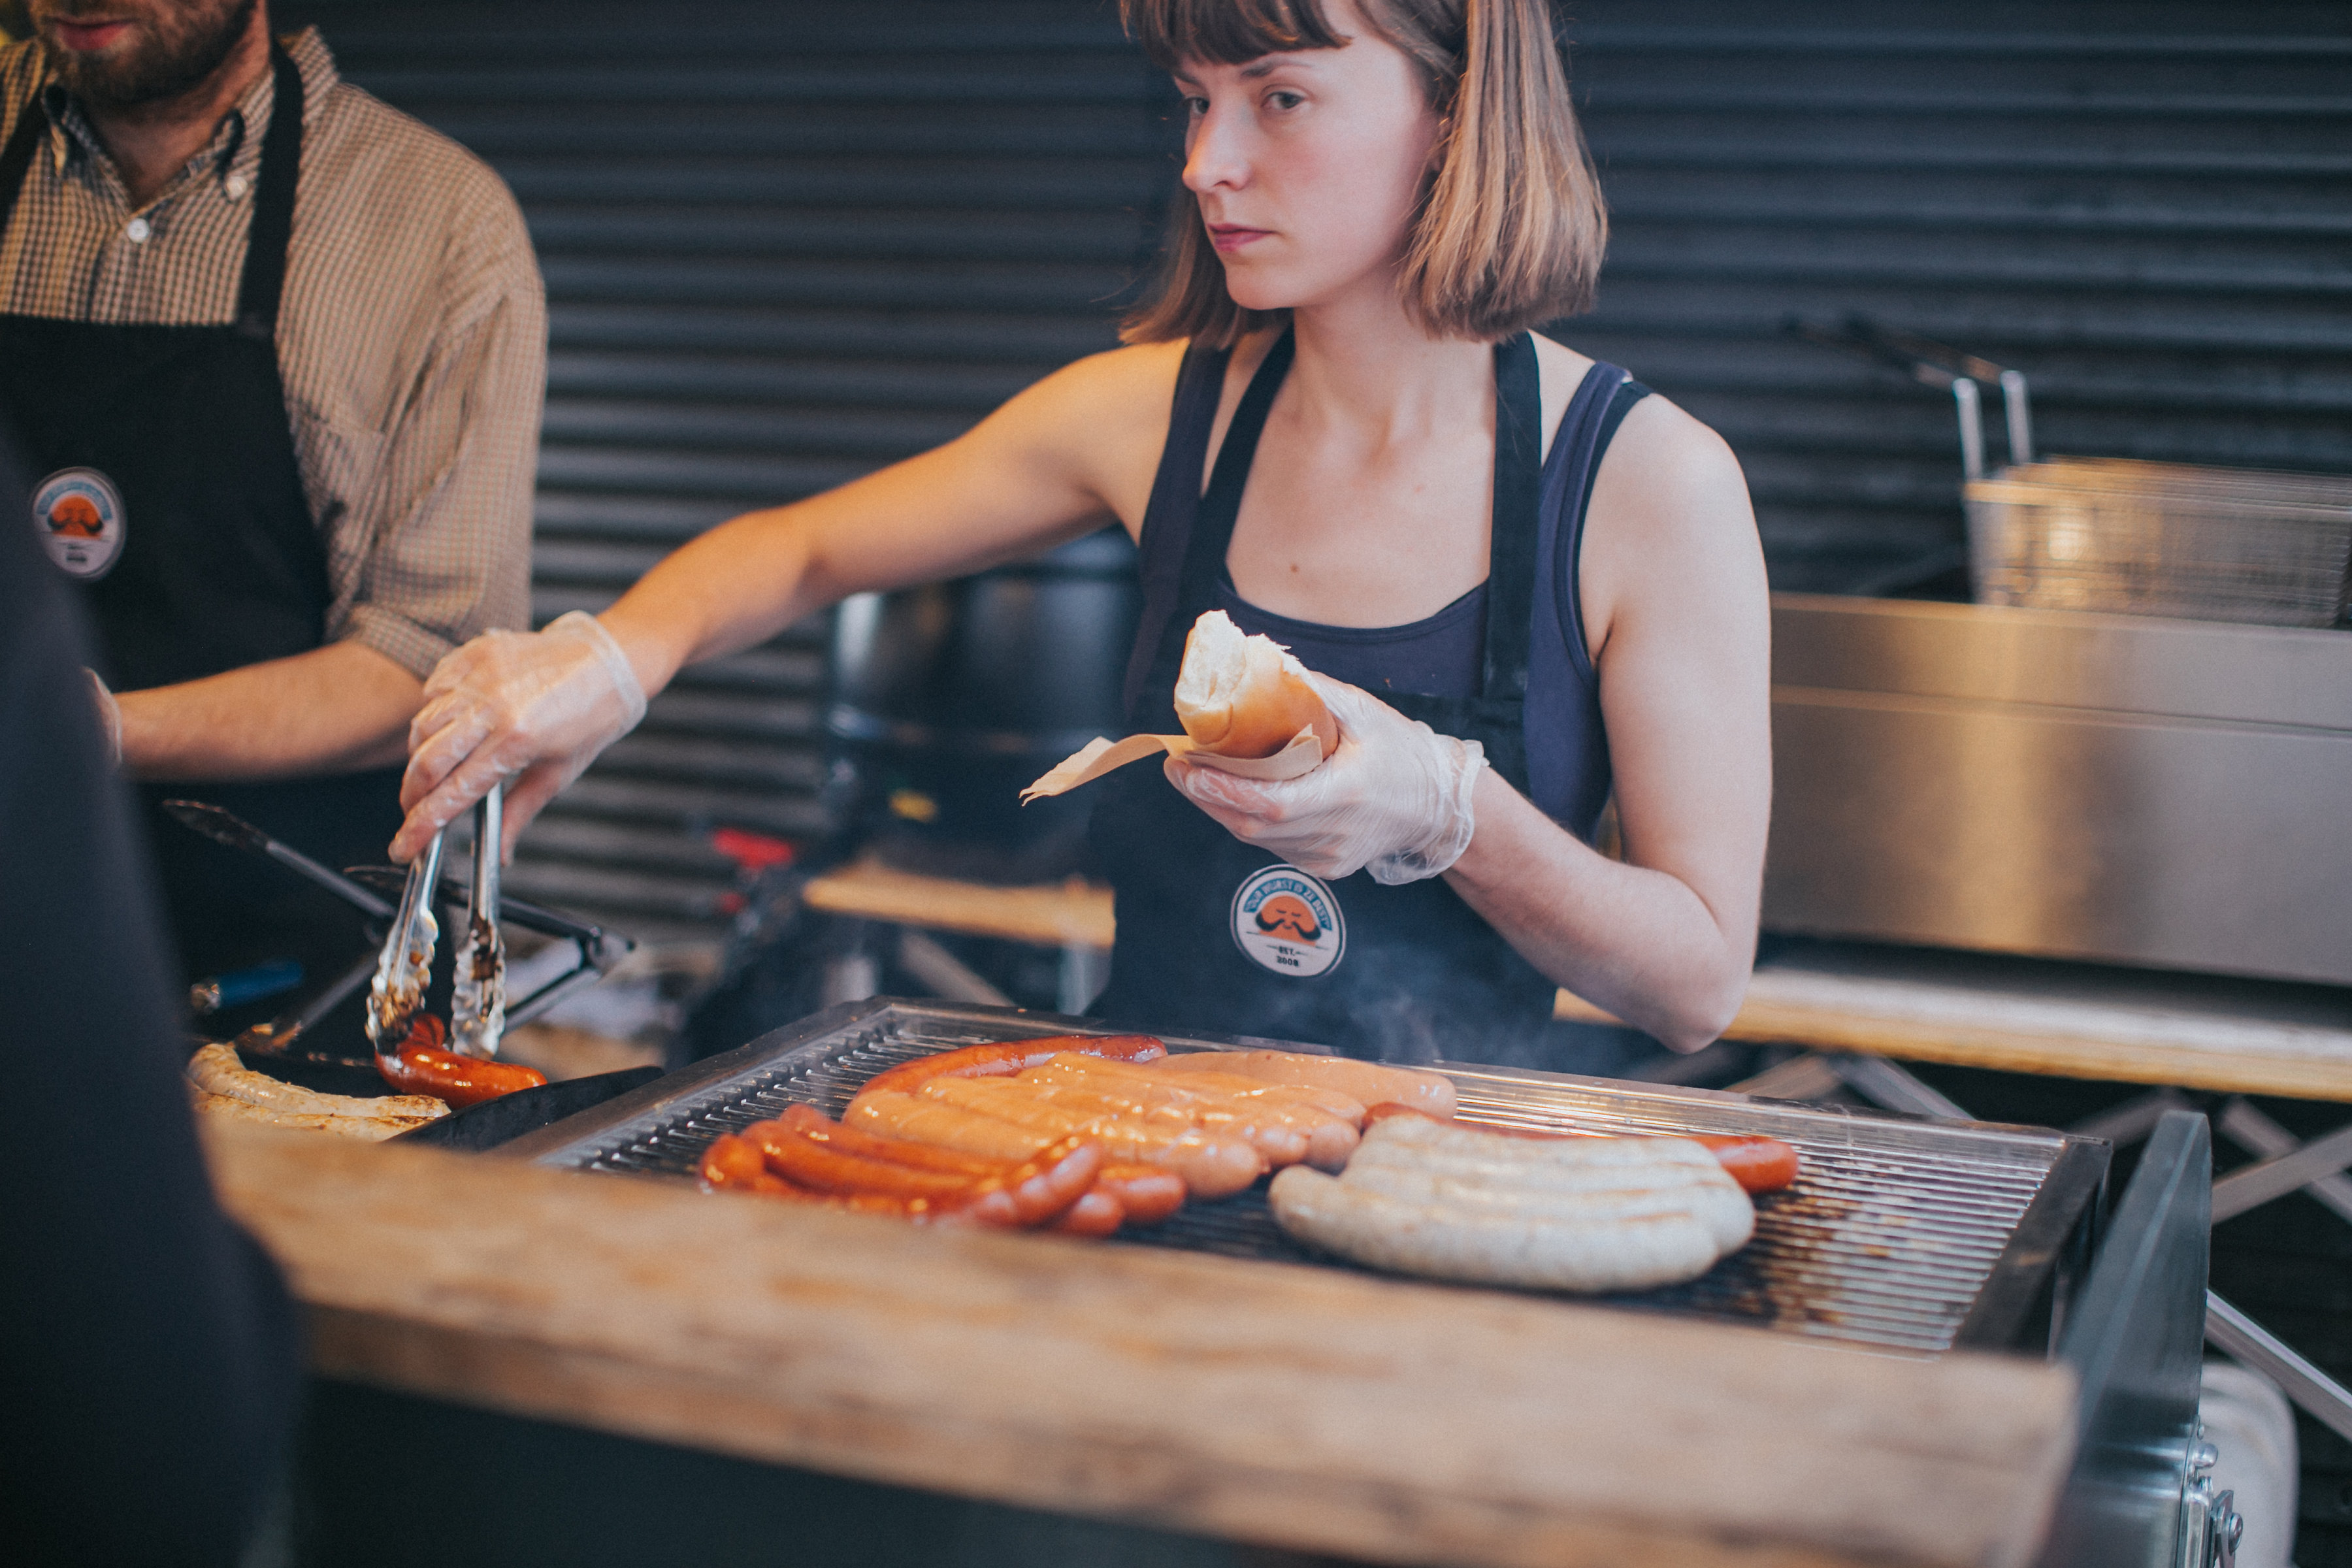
[512,1002,2104,1355]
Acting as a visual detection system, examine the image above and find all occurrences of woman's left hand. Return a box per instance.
[1164,674,1485,885]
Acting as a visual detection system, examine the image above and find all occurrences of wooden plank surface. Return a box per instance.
[802,856,1114,949]
[204,1120,2076,1568]
[1558,949,2352,1101]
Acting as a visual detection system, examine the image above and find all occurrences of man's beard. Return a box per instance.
[43,0,261,108]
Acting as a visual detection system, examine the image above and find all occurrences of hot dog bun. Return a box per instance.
[1173,610,1337,760]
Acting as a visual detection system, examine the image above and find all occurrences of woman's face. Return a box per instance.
[1175,3,1441,318]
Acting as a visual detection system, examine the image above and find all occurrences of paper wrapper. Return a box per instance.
[1021,727,1326,802]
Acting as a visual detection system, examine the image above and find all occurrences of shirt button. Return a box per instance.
[225,174,248,199]
[125,217,151,243]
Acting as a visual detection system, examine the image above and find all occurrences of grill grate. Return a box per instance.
[530,1005,2087,1353]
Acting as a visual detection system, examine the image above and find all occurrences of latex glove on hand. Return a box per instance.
[393,611,647,864]
[82,668,122,769]
[1164,674,1485,885]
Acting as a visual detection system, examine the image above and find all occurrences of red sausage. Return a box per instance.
[700,1133,790,1195]
[1096,1162,1186,1226]
[745,1117,979,1199]
[1697,1135,1801,1195]
[853,1035,1166,1107]
[1047,1188,1125,1237]
[1361,1102,1799,1195]
[743,1111,1106,1231]
[956,1134,1104,1228]
[776,1103,1001,1175]
[378,1044,547,1109]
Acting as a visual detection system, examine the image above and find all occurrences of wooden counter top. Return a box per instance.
[206,1119,2077,1568]
[1559,943,2352,1101]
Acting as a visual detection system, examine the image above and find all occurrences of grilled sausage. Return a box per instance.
[699,1132,791,1194]
[1156,1049,1456,1119]
[1269,1165,1724,1294]
[919,1076,1264,1198]
[1014,1060,1313,1167]
[952,1134,1104,1227]
[745,1116,981,1199]
[1095,1162,1186,1225]
[851,1034,1166,1107]
[1034,1054,1358,1169]
[1362,1102,1800,1195]
[376,1045,547,1108]
[847,1090,1060,1162]
[1696,1136,1801,1196]
[188,1087,433,1142]
[778,1103,1004,1175]
[1047,1188,1126,1237]
[188,1043,448,1122]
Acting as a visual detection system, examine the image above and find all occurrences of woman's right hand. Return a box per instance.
[391,611,649,864]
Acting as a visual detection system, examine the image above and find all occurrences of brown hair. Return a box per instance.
[1119,0,1607,346]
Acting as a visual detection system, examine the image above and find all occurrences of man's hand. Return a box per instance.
[114,642,425,782]
[393,612,649,864]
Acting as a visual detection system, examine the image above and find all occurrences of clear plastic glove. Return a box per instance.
[393,611,647,864]
[82,668,122,769]
[1164,673,1485,885]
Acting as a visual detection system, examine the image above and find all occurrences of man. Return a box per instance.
[0,1,542,1033]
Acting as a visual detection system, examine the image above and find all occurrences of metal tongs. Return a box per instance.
[367,790,508,1060]
[365,820,446,1056]
[1785,313,2036,482]
[164,797,632,1065]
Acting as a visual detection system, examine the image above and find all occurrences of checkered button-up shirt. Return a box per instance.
[0,27,542,677]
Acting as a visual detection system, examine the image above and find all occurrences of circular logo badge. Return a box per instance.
[1230,864,1347,979]
[33,467,127,581]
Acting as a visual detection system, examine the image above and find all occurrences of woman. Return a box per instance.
[395,0,1770,1064]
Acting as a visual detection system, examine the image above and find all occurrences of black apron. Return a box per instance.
[0,49,404,1015]
[1090,330,1560,1064]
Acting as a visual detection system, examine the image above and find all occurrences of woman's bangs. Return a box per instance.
[1122,0,1350,71]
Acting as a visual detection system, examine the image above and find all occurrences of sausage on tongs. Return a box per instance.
[365,796,545,1108]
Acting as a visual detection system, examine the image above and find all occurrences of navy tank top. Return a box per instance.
[1089,331,1650,1062]
[1203,351,1645,841]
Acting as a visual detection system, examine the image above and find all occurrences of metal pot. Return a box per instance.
[824,527,1139,879]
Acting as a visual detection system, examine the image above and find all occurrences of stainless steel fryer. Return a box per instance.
[502,999,2109,1356]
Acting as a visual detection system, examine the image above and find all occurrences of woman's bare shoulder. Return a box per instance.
[1580,389,1766,653]
[1595,392,1752,547]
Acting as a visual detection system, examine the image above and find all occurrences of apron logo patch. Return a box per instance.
[1230,864,1345,979]
[33,467,127,581]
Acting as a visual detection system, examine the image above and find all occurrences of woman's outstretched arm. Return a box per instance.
[392,342,1184,860]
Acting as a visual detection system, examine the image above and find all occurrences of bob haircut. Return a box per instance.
[1120,0,1607,346]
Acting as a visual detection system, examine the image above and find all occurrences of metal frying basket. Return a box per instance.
[1966,459,2352,627]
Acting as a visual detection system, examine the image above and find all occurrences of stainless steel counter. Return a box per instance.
[1765,594,2352,987]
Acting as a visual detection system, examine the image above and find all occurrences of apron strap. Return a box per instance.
[1122,336,1232,720]
[1179,326,1296,615]
[233,44,304,342]
[1484,332,1541,704]
[0,93,48,241]
[0,53,301,338]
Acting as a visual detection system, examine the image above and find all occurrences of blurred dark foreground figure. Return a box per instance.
[0,428,301,1565]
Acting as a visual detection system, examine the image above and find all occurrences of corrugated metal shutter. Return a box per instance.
[1565,1,2352,593]
[301,1,1176,945]
[297,0,2347,943]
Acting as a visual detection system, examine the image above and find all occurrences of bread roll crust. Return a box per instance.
[1172,611,1337,760]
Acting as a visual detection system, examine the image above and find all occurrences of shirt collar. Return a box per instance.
[33,27,338,199]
